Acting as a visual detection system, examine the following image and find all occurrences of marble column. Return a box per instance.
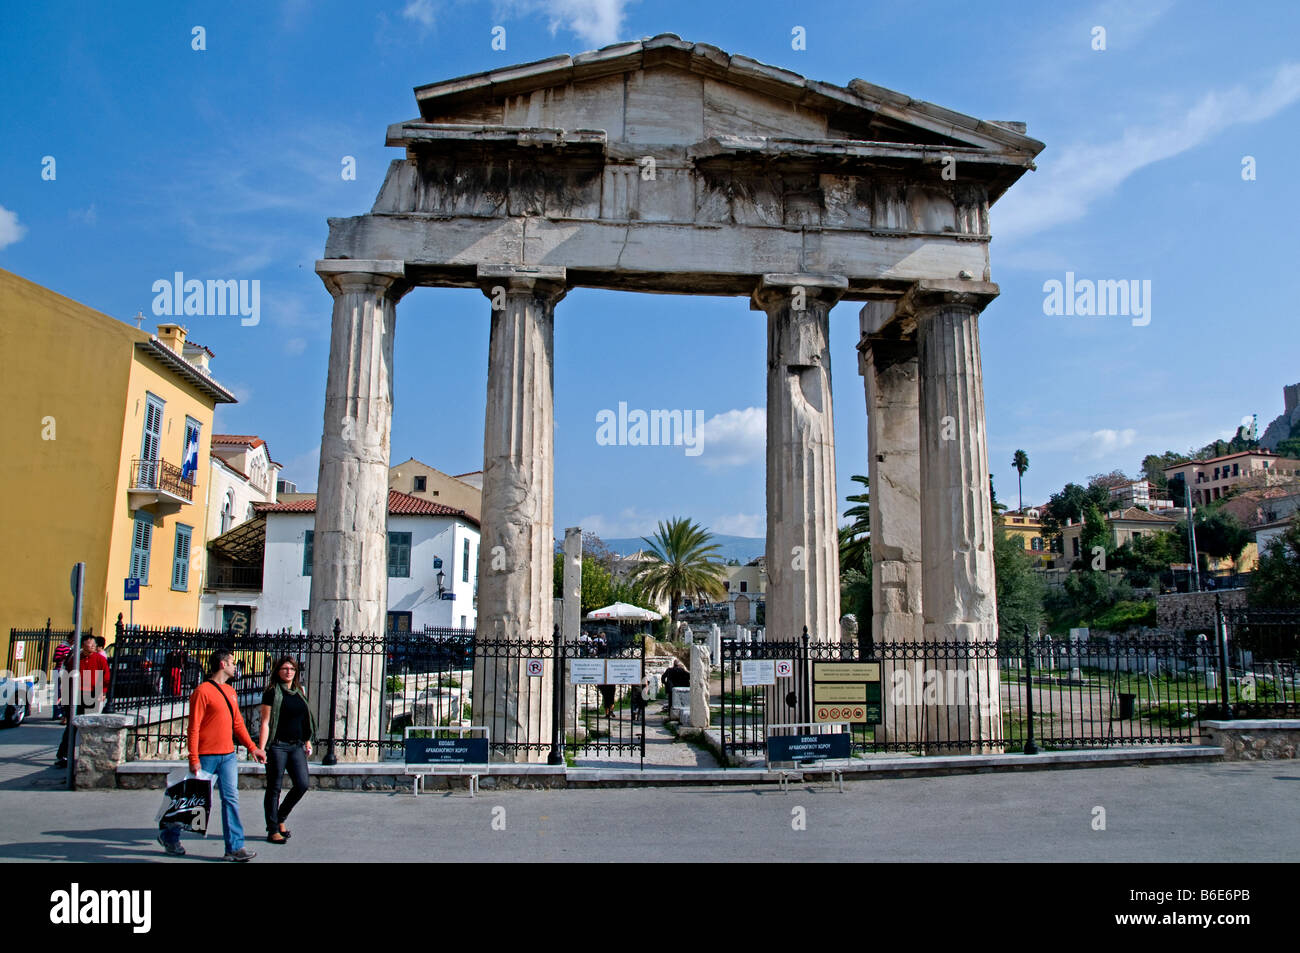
[858,300,924,747]
[310,259,408,761]
[561,526,582,728]
[904,279,1002,753]
[753,274,846,731]
[473,264,566,762]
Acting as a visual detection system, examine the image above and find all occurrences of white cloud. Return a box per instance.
[68,204,97,226]
[574,507,663,540]
[505,0,631,48]
[1090,428,1137,458]
[0,205,27,249]
[995,62,1300,242]
[284,337,307,356]
[699,406,764,471]
[402,0,437,28]
[711,512,763,537]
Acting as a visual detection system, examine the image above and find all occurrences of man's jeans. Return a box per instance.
[161,753,244,854]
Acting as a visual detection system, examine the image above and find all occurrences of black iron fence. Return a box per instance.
[103,620,649,764]
[6,620,93,679]
[719,612,1299,760]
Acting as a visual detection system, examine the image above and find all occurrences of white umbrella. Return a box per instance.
[584,602,662,621]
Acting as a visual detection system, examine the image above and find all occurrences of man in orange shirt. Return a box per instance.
[159,650,265,860]
[53,634,110,769]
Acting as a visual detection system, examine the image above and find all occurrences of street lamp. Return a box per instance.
[436,569,446,596]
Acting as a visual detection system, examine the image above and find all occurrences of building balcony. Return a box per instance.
[128,457,195,511]
[206,563,264,591]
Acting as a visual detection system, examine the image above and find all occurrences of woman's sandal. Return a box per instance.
[267,832,288,844]
[278,826,292,840]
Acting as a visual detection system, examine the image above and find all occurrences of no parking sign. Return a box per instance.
[526,659,544,677]
[775,660,793,678]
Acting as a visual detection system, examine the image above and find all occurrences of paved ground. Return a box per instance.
[2,718,1297,862]
[572,703,719,768]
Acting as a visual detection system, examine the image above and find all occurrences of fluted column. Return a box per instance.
[474,264,565,762]
[753,274,845,731]
[859,300,924,747]
[904,279,1002,753]
[310,259,408,760]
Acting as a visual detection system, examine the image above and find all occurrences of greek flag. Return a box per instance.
[180,428,199,483]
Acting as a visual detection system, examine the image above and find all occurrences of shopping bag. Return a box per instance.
[156,769,214,836]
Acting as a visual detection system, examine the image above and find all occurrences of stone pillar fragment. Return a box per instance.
[474,264,566,762]
[753,273,846,732]
[903,279,1002,753]
[310,260,408,760]
[859,300,924,747]
[562,526,582,728]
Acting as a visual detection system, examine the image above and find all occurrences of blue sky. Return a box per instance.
[3,1,1298,539]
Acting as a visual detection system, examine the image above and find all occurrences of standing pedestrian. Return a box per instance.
[159,650,265,860]
[257,655,315,845]
[54,635,109,769]
[51,637,73,719]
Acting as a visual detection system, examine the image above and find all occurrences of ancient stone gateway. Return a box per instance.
[309,35,1043,760]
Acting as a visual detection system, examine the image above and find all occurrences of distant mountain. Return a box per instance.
[598,535,766,565]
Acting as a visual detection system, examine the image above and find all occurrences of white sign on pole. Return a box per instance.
[741,659,776,686]
[13,642,24,661]
[569,659,606,684]
[605,659,642,685]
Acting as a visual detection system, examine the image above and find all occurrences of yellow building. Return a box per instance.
[0,269,236,657]
[1000,509,1053,567]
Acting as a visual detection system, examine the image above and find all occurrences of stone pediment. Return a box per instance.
[397,34,1041,182]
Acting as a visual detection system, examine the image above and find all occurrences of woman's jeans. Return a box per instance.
[264,741,309,832]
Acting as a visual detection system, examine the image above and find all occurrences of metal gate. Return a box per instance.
[556,637,646,766]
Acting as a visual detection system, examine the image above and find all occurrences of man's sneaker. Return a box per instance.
[157,831,185,856]
[223,847,256,862]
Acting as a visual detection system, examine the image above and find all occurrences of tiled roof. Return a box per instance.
[213,434,267,449]
[1164,450,1300,469]
[1112,507,1177,523]
[256,489,477,523]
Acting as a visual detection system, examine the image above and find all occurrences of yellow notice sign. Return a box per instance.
[813,662,881,682]
[814,683,867,703]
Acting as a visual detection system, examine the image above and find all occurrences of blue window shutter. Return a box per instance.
[131,513,154,584]
[303,530,314,576]
[172,525,192,591]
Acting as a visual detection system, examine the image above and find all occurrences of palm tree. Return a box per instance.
[839,474,870,572]
[1012,449,1029,512]
[632,517,729,629]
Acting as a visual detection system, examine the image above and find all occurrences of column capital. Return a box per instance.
[750,273,848,312]
[315,259,410,300]
[477,264,568,303]
[896,279,999,321]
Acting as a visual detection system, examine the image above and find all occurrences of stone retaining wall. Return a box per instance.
[1156,589,1246,632]
[1200,720,1300,760]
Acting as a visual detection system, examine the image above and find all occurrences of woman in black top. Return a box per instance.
[257,655,315,845]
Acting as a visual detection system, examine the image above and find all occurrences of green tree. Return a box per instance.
[1041,482,1111,540]
[838,474,870,573]
[1045,571,1135,631]
[553,552,617,615]
[1079,503,1110,567]
[1193,508,1250,566]
[1249,514,1300,608]
[631,517,729,628]
[1140,452,1189,495]
[1275,436,1300,460]
[1012,449,1029,512]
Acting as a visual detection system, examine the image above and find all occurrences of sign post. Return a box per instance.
[124,577,140,631]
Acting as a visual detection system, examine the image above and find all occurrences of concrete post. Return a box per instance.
[310,260,408,760]
[903,280,1003,753]
[473,265,566,762]
[859,300,924,747]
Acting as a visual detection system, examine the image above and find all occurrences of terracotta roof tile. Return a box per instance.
[256,489,476,523]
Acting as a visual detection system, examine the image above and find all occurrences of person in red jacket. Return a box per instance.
[53,635,109,769]
[158,650,265,860]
